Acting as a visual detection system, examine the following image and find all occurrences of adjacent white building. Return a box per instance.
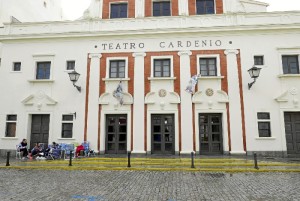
[0,0,299,157]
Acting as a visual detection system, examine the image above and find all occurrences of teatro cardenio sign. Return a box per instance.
[99,39,224,52]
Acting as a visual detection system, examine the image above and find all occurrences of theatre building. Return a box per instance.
[0,0,300,157]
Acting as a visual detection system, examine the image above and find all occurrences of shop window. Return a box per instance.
[5,115,17,137]
[257,112,271,137]
[61,115,73,138]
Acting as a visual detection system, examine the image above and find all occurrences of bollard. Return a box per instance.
[191,152,195,168]
[6,152,10,166]
[69,151,73,166]
[127,151,131,168]
[254,152,259,170]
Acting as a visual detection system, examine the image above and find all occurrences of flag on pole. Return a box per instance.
[113,81,124,105]
[185,74,201,94]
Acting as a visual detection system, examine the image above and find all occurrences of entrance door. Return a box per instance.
[284,112,300,155]
[106,114,127,154]
[30,115,50,149]
[199,114,223,155]
[151,114,175,154]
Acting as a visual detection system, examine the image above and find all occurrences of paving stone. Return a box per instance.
[0,169,299,201]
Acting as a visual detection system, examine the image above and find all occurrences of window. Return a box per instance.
[199,58,217,76]
[61,115,73,138]
[13,62,21,71]
[254,56,264,65]
[36,61,51,79]
[282,55,299,74]
[110,3,128,18]
[153,1,171,16]
[257,112,271,137]
[5,115,17,137]
[66,61,75,70]
[196,0,215,14]
[153,59,170,77]
[109,60,125,78]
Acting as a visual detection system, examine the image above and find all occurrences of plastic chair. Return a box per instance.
[47,144,61,160]
[64,144,75,160]
[16,144,22,159]
[82,141,95,157]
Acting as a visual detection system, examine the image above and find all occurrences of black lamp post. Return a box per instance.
[68,70,81,92]
[248,66,261,90]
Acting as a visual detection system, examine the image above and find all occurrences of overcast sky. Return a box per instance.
[61,0,300,20]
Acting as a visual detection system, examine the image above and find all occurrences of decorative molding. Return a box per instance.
[192,91,203,104]
[192,90,229,104]
[21,93,57,106]
[102,78,130,82]
[32,54,55,57]
[27,80,55,83]
[148,77,176,81]
[145,92,155,104]
[224,49,239,55]
[132,52,146,57]
[89,53,102,59]
[275,91,289,102]
[277,74,300,78]
[99,92,133,105]
[178,51,192,56]
[198,76,224,80]
[217,90,229,103]
[145,91,180,104]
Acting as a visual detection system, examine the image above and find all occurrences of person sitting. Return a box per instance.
[75,144,84,157]
[19,139,29,159]
[45,142,58,156]
[31,143,44,158]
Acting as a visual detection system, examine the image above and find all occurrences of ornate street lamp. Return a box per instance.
[248,66,262,90]
[68,70,81,92]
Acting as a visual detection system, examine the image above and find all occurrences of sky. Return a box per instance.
[61,0,300,20]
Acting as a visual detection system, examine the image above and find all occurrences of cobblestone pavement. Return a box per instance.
[0,169,299,201]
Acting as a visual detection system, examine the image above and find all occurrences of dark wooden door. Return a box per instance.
[284,112,300,155]
[199,114,223,155]
[151,114,175,154]
[106,114,127,154]
[30,115,50,149]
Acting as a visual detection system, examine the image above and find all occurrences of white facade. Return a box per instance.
[0,0,300,156]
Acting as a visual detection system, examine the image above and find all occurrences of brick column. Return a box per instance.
[132,52,146,153]
[224,49,245,155]
[86,53,102,150]
[178,51,193,154]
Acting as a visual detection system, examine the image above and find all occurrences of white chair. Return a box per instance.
[16,144,22,159]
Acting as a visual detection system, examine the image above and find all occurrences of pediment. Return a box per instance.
[145,91,180,105]
[192,90,229,104]
[99,92,133,105]
[21,92,57,106]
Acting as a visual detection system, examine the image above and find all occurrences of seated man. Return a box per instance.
[31,143,44,158]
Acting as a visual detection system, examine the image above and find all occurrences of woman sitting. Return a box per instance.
[19,139,29,159]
